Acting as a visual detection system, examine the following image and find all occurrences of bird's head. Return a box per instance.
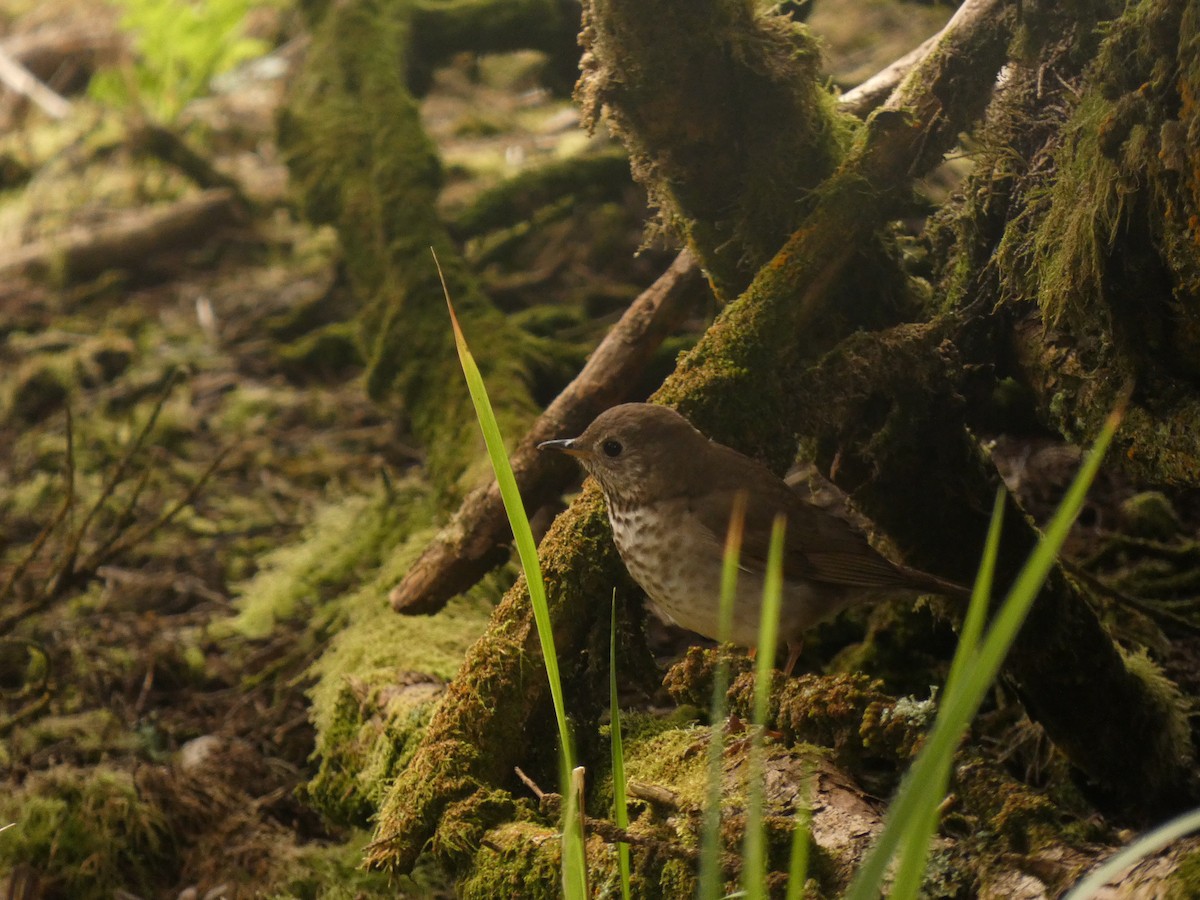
[538,403,707,506]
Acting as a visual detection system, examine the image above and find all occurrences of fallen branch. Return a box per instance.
[0,45,71,118]
[838,33,938,118]
[2,22,122,89]
[0,188,239,282]
[389,248,705,614]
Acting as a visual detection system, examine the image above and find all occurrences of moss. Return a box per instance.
[231,479,498,824]
[448,149,632,239]
[230,483,435,639]
[1168,847,1200,899]
[1119,646,1195,789]
[276,321,363,380]
[268,830,408,899]
[457,821,565,899]
[577,0,851,299]
[7,709,140,764]
[1120,490,1183,539]
[0,766,176,898]
[280,0,540,501]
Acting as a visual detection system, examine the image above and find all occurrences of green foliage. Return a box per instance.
[743,516,787,899]
[91,0,270,121]
[444,263,587,898]
[0,767,174,898]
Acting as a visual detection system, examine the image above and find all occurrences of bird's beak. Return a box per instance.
[537,437,589,459]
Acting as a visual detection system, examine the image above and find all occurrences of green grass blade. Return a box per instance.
[784,771,812,900]
[698,493,748,900]
[742,514,787,900]
[610,594,632,900]
[943,488,1005,697]
[563,766,589,898]
[846,406,1122,900]
[437,254,585,897]
[699,493,748,900]
[1063,806,1200,900]
[887,489,1005,900]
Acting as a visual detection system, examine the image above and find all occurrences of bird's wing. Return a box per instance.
[685,478,920,591]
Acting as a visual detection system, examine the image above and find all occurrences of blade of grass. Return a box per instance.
[846,404,1122,900]
[1062,806,1200,900]
[698,492,748,900]
[743,514,787,900]
[784,769,813,900]
[436,252,586,897]
[887,488,1005,900]
[610,593,632,900]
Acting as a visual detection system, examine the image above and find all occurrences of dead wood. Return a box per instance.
[368,0,1017,873]
[0,22,121,100]
[0,188,239,283]
[0,46,70,118]
[389,249,705,614]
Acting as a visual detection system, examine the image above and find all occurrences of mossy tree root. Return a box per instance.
[793,321,1198,813]
[366,1,1020,873]
[280,0,543,501]
[576,0,851,300]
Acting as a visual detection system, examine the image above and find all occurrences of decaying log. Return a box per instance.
[384,7,977,617]
[0,188,239,283]
[389,249,705,614]
[368,0,1018,873]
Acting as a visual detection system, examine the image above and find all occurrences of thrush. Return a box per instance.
[539,403,967,674]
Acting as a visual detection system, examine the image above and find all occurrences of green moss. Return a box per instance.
[457,821,564,899]
[281,0,539,501]
[0,766,175,898]
[225,472,501,825]
[576,0,851,298]
[1167,847,1200,899]
[1120,490,1183,539]
[230,483,435,639]
[7,709,139,763]
[268,831,401,899]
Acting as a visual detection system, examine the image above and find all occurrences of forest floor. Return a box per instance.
[3,1,1198,898]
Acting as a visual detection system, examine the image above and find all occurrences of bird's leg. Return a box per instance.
[783,639,803,677]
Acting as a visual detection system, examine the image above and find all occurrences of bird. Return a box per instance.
[539,403,967,674]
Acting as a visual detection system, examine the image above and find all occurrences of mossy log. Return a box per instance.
[793,320,1196,812]
[576,0,851,300]
[280,0,542,500]
[368,0,1018,874]
[945,0,1200,487]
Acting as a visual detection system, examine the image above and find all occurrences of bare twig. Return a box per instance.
[839,34,939,118]
[50,371,182,594]
[82,445,230,571]
[839,0,1003,119]
[0,45,71,118]
[627,780,684,811]
[390,249,705,614]
[0,407,74,608]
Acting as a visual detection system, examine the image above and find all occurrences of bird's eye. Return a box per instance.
[601,439,623,458]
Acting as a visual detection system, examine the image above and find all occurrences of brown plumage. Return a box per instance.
[540,403,967,674]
